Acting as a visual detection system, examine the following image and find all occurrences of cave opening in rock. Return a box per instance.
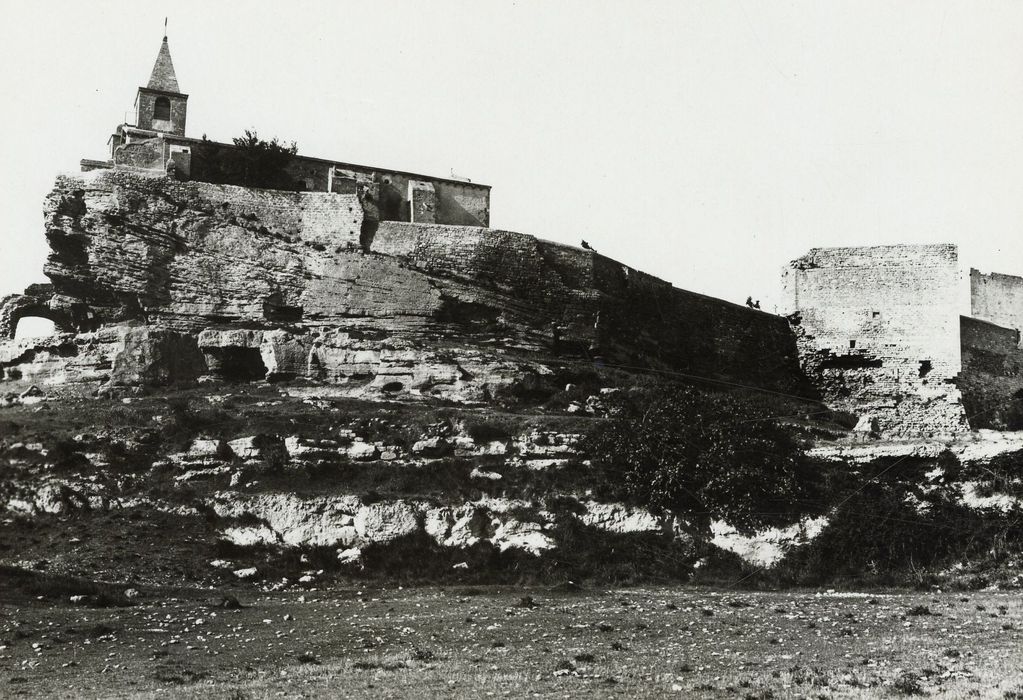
[218,348,268,382]
[262,293,303,323]
[14,316,57,341]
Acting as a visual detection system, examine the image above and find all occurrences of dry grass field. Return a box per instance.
[1,584,1021,699]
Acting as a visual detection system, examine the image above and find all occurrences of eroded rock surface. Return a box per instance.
[2,170,809,402]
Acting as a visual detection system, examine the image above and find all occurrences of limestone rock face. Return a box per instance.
[1,169,810,400]
[0,326,202,394]
[354,501,421,542]
[491,519,555,556]
[109,327,206,386]
[211,493,361,549]
[579,501,665,534]
[443,506,493,548]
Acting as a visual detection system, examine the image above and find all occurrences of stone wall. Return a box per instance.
[782,244,968,436]
[971,268,1023,348]
[101,132,491,228]
[3,170,811,400]
[113,139,166,172]
[959,316,1023,430]
[136,90,187,136]
[175,139,491,227]
[324,162,490,227]
[375,222,812,395]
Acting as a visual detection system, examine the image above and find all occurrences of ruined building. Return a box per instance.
[783,244,1023,435]
[961,268,1023,430]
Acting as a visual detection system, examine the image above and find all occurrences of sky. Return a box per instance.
[2,0,1022,317]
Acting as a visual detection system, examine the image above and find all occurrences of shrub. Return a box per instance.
[775,452,1023,586]
[462,418,514,444]
[1006,389,1023,431]
[0,565,135,606]
[585,383,812,534]
[192,130,300,191]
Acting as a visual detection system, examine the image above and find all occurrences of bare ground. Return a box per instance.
[1,585,1021,699]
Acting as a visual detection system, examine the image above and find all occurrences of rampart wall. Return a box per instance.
[959,316,1023,430]
[782,244,968,436]
[375,222,812,395]
[3,170,811,399]
[26,171,1023,430]
[971,269,1023,348]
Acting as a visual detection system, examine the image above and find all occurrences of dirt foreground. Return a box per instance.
[1,586,1021,699]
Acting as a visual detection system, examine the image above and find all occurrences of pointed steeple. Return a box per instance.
[134,33,188,136]
[147,36,180,93]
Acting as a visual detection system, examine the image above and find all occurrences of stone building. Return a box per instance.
[81,35,491,228]
[960,268,1023,429]
[783,244,1023,435]
[970,269,1023,348]
[782,244,968,437]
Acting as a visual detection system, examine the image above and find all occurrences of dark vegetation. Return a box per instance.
[586,383,821,534]
[219,523,696,587]
[1,379,1022,588]
[1008,388,1023,431]
[776,453,1023,588]
[192,130,300,191]
[585,381,1023,588]
[0,564,134,607]
[692,448,1023,590]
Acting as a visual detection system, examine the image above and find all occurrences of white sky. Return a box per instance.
[2,0,1022,314]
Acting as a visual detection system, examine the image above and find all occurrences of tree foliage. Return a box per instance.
[586,383,810,534]
[1007,389,1023,431]
[192,130,300,191]
[775,451,1023,585]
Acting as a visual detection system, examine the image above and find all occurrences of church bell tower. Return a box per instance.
[135,34,187,136]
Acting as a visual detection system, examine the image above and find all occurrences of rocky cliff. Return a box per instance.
[1,170,810,402]
[2,171,1022,588]
[0,170,809,583]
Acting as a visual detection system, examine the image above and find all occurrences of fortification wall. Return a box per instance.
[971,269,1023,347]
[782,244,967,436]
[13,170,810,399]
[375,222,811,395]
[105,133,491,228]
[959,316,1023,430]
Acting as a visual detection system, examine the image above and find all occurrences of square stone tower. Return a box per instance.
[781,244,968,437]
[134,36,187,136]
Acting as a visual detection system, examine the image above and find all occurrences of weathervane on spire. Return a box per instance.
[164,17,168,40]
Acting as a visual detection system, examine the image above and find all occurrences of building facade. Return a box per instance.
[82,35,491,228]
